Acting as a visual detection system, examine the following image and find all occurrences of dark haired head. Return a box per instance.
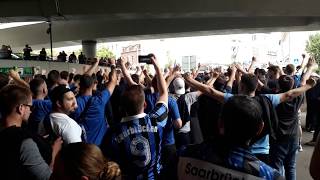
[68,73,74,84]
[285,64,295,75]
[240,74,258,94]
[121,85,145,116]
[60,71,69,81]
[0,85,32,117]
[80,74,95,90]
[29,78,46,98]
[50,85,72,110]
[278,75,294,92]
[221,95,263,146]
[47,70,60,89]
[73,74,81,82]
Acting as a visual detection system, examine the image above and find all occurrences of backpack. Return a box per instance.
[176,94,191,127]
[252,95,279,143]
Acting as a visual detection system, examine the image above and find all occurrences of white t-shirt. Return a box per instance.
[50,112,82,144]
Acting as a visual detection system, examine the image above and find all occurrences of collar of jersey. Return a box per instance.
[121,113,147,123]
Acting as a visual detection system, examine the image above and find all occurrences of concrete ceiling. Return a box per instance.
[1,0,320,50]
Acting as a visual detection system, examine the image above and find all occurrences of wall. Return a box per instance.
[0,60,108,75]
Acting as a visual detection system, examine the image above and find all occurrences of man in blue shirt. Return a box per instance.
[71,59,117,146]
[102,55,169,179]
[28,77,52,134]
[178,96,283,180]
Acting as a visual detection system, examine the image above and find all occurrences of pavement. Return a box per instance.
[297,131,314,180]
[296,112,315,180]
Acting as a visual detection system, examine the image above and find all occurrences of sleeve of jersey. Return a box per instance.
[169,98,181,121]
[100,89,111,105]
[149,102,168,127]
[263,94,281,107]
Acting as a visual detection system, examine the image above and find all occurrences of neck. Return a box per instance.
[80,88,92,96]
[34,94,46,100]
[3,114,22,128]
[52,108,69,115]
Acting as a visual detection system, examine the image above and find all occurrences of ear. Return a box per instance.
[56,101,62,108]
[256,121,264,136]
[16,104,23,115]
[143,101,147,109]
[80,176,89,180]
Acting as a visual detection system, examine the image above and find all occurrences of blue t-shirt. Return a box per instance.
[102,103,168,179]
[179,140,283,180]
[71,89,111,146]
[145,92,181,145]
[29,99,52,133]
[224,93,280,154]
[293,74,301,88]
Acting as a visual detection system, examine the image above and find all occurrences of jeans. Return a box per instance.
[270,136,299,180]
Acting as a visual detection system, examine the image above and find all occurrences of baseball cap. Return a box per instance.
[173,77,185,95]
[50,85,72,103]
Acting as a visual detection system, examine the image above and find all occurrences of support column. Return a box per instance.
[82,40,97,59]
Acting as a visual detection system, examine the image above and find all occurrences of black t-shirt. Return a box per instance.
[197,94,223,140]
[275,94,304,137]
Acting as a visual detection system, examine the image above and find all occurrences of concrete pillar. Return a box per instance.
[82,40,97,59]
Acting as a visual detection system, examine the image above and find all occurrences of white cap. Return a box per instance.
[173,77,185,95]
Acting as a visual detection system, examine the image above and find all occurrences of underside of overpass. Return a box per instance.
[1,0,320,50]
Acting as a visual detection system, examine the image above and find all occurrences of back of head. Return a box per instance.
[278,75,294,92]
[240,74,258,93]
[73,74,82,83]
[0,85,32,117]
[29,78,45,97]
[221,95,263,146]
[60,71,69,81]
[56,142,121,180]
[80,74,95,90]
[131,74,140,84]
[47,70,60,88]
[121,85,145,116]
[285,64,295,75]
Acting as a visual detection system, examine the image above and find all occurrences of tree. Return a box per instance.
[96,47,115,59]
[306,33,320,64]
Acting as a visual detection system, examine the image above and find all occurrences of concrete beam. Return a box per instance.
[1,16,319,50]
[2,0,320,22]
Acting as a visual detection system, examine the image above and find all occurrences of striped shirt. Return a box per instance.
[102,102,168,179]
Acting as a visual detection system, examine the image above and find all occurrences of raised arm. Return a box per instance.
[206,70,220,87]
[300,58,316,86]
[166,65,180,88]
[9,70,29,88]
[183,73,225,103]
[247,56,257,74]
[151,55,168,104]
[105,66,118,95]
[226,65,237,89]
[119,57,138,86]
[84,58,99,76]
[279,78,316,103]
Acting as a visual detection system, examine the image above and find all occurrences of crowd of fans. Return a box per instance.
[0,53,320,180]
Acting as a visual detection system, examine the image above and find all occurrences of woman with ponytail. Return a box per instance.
[52,142,121,180]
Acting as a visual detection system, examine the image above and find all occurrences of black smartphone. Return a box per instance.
[138,55,152,64]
